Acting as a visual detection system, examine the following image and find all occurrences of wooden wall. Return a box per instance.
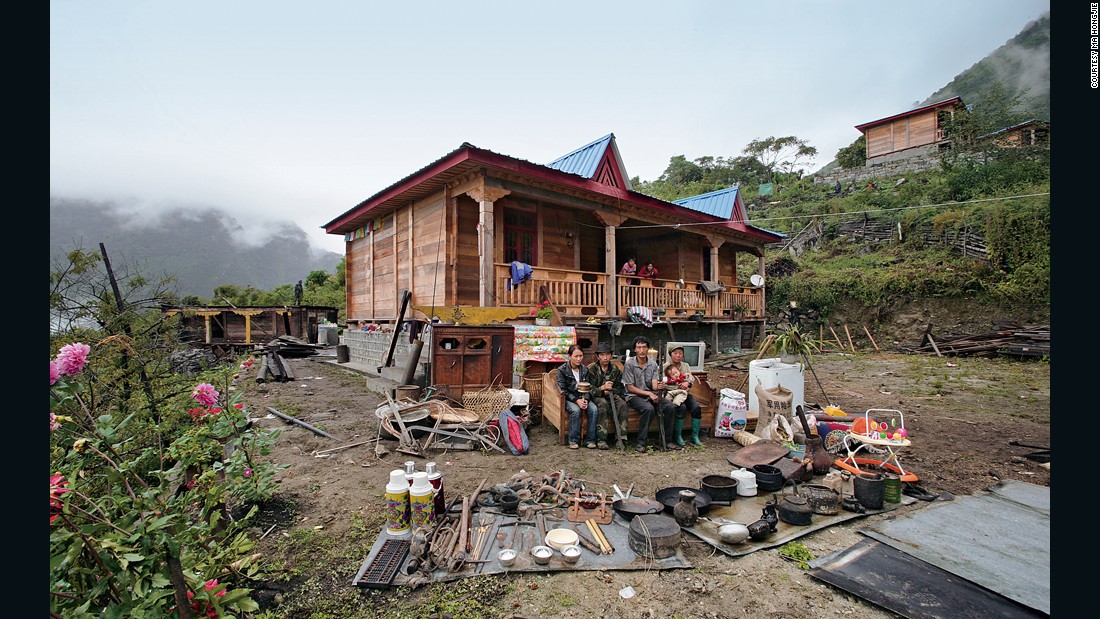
[538,203,578,270]
[345,194,448,322]
[865,109,941,158]
[454,195,480,307]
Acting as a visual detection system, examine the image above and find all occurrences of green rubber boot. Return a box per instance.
[690,418,704,446]
[673,417,686,446]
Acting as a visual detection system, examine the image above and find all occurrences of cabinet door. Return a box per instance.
[490,333,515,388]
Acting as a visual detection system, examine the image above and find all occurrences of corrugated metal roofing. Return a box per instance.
[672,186,740,219]
[544,133,614,178]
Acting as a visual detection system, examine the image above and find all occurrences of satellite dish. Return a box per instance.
[750,274,765,287]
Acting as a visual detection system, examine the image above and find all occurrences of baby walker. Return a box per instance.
[834,408,918,482]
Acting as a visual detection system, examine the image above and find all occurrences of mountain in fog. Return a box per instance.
[921,12,1049,118]
[50,197,342,298]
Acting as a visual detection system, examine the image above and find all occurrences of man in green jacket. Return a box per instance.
[587,341,628,450]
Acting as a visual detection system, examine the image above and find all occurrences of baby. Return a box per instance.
[663,365,691,406]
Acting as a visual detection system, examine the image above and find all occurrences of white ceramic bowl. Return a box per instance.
[497,548,517,567]
[560,544,582,563]
[544,528,579,549]
[530,545,553,565]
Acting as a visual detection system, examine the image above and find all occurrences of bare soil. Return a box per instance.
[235,348,1049,618]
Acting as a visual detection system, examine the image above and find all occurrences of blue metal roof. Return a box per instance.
[545,133,614,178]
[673,186,740,219]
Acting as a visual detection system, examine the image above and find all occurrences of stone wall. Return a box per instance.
[814,144,944,187]
[342,328,428,382]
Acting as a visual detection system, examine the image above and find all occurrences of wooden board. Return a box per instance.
[726,440,789,469]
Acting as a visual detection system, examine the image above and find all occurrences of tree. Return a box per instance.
[835,136,866,169]
[742,136,818,181]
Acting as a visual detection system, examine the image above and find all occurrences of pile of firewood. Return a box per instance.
[255,351,295,383]
[905,322,1050,358]
[257,335,326,358]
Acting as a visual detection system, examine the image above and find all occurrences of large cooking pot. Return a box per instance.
[655,486,713,515]
[612,497,664,521]
[700,475,738,502]
[752,464,784,492]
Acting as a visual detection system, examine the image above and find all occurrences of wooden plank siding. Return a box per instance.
[411,197,448,307]
[346,239,373,320]
[866,110,942,158]
[454,195,480,307]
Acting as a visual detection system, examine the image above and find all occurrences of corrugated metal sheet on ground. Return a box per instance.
[809,537,1047,619]
[817,480,1049,615]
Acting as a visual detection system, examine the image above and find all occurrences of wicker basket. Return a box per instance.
[461,385,513,420]
[522,373,545,410]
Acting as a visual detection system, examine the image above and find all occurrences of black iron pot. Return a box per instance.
[612,497,664,521]
[777,494,814,525]
[700,475,738,502]
[752,464,784,492]
[655,486,713,515]
[800,484,840,515]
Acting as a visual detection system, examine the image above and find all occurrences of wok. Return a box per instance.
[655,486,714,515]
[611,497,664,521]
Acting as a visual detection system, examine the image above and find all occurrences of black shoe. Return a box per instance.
[903,484,937,501]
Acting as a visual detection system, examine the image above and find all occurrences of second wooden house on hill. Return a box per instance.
[322,133,781,339]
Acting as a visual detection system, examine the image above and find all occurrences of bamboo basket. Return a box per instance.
[522,373,545,411]
[461,385,513,420]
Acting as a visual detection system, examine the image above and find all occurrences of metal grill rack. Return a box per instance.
[353,538,410,589]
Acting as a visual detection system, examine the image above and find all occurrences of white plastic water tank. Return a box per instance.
[747,358,805,416]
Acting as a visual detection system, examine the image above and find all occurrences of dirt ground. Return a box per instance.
[234,347,1049,618]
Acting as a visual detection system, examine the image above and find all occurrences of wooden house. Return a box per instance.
[979,119,1050,148]
[321,134,782,330]
[855,97,965,164]
[164,305,339,351]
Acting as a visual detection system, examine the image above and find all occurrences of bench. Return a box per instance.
[540,365,716,445]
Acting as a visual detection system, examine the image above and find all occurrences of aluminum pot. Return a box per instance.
[730,468,757,496]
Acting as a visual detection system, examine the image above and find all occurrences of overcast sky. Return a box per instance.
[51,0,1050,255]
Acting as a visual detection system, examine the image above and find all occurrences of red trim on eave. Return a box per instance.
[854,97,963,131]
[322,147,475,232]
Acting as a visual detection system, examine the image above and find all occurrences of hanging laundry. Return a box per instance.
[627,305,654,328]
[509,261,533,290]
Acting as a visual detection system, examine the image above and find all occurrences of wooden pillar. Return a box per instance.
[595,212,627,317]
[466,185,511,308]
[204,315,212,344]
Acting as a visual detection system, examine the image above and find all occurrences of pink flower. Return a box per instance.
[55,343,91,376]
[191,383,220,407]
[244,468,252,478]
[233,403,244,409]
[50,413,60,432]
[50,474,70,524]
[50,361,60,386]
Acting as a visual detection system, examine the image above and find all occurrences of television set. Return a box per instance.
[664,341,706,373]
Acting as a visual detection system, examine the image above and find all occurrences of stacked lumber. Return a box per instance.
[257,335,325,358]
[905,323,1049,358]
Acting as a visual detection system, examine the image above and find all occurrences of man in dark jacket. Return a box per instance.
[587,341,627,450]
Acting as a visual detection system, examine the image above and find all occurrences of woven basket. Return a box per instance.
[522,373,545,410]
[461,385,513,420]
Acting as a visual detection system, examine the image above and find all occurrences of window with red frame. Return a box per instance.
[503,209,537,265]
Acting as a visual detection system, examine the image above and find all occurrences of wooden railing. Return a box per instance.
[616,276,763,320]
[495,265,762,320]
[495,264,608,317]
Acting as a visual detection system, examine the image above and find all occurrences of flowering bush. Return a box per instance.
[50,343,267,617]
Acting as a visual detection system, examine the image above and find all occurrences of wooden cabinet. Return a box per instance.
[429,325,515,401]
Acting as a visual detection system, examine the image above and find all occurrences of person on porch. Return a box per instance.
[638,260,659,280]
[621,336,678,453]
[587,341,626,450]
[663,345,704,446]
[555,345,599,449]
[620,256,639,286]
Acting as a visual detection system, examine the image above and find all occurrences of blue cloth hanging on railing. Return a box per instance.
[509,261,533,290]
